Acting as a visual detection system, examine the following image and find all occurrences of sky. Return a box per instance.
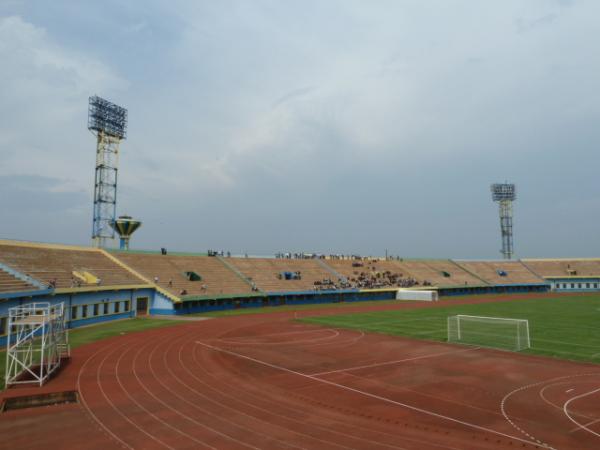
[1,0,599,258]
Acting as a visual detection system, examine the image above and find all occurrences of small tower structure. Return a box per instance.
[491,183,516,260]
[88,96,128,248]
[110,215,142,250]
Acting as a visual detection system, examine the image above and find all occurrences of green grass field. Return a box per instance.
[0,318,182,391]
[301,295,600,364]
[194,299,402,317]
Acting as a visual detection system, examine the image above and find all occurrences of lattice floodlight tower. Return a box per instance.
[5,302,70,387]
[491,183,516,260]
[88,96,128,248]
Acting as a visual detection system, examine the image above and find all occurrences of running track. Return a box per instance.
[2,297,600,450]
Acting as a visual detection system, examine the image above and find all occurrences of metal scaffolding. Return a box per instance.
[5,302,70,387]
[491,183,516,260]
[88,96,128,248]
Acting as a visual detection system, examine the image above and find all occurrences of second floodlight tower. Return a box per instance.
[491,183,516,260]
[88,96,128,248]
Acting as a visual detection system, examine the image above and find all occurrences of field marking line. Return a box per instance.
[308,346,480,377]
[339,316,447,328]
[77,344,133,450]
[196,341,554,449]
[570,417,600,434]
[176,345,354,450]
[223,327,337,339]
[538,382,594,421]
[191,340,417,450]
[501,381,557,449]
[134,330,267,450]
[281,329,365,350]
[216,328,339,345]
[159,337,311,450]
[191,338,459,450]
[501,373,600,449]
[90,341,175,449]
[563,387,600,438]
[115,336,219,450]
[340,370,506,419]
[216,329,340,346]
[531,337,600,349]
[201,319,415,449]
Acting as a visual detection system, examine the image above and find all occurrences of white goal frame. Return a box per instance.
[5,302,70,387]
[447,314,530,351]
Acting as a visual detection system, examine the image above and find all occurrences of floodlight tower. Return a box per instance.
[491,183,516,260]
[88,96,128,248]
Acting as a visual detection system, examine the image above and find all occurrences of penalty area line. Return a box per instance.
[195,341,554,449]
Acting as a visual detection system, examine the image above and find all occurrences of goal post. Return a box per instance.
[447,315,530,351]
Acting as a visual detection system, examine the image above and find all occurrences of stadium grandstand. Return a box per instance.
[454,260,545,285]
[3,238,599,346]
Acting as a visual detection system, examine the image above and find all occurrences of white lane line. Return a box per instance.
[570,417,600,434]
[129,333,255,450]
[309,346,480,377]
[217,329,340,345]
[501,379,561,449]
[157,332,309,450]
[195,341,553,449]
[77,344,133,450]
[501,373,600,449]
[223,328,336,340]
[190,340,452,450]
[566,389,574,393]
[538,382,593,421]
[114,339,213,449]
[94,342,175,449]
[341,370,504,419]
[563,387,600,438]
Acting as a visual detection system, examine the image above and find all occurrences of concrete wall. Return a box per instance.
[549,278,600,292]
[149,291,177,315]
[0,288,156,346]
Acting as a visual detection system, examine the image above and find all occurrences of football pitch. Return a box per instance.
[301,294,600,364]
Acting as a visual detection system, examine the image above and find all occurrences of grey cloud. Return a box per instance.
[1,2,600,258]
[273,86,316,107]
[516,14,558,33]
[0,174,87,213]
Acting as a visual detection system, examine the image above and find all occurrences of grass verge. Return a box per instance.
[193,299,402,317]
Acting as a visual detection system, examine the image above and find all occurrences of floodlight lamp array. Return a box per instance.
[88,96,128,139]
[491,183,516,202]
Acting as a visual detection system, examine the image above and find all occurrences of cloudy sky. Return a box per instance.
[1,0,599,258]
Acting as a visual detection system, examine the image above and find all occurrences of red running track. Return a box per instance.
[2,297,600,450]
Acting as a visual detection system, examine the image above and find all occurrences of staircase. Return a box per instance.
[0,268,35,292]
[316,259,348,284]
[216,256,262,292]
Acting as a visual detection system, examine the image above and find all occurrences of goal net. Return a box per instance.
[447,315,530,351]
